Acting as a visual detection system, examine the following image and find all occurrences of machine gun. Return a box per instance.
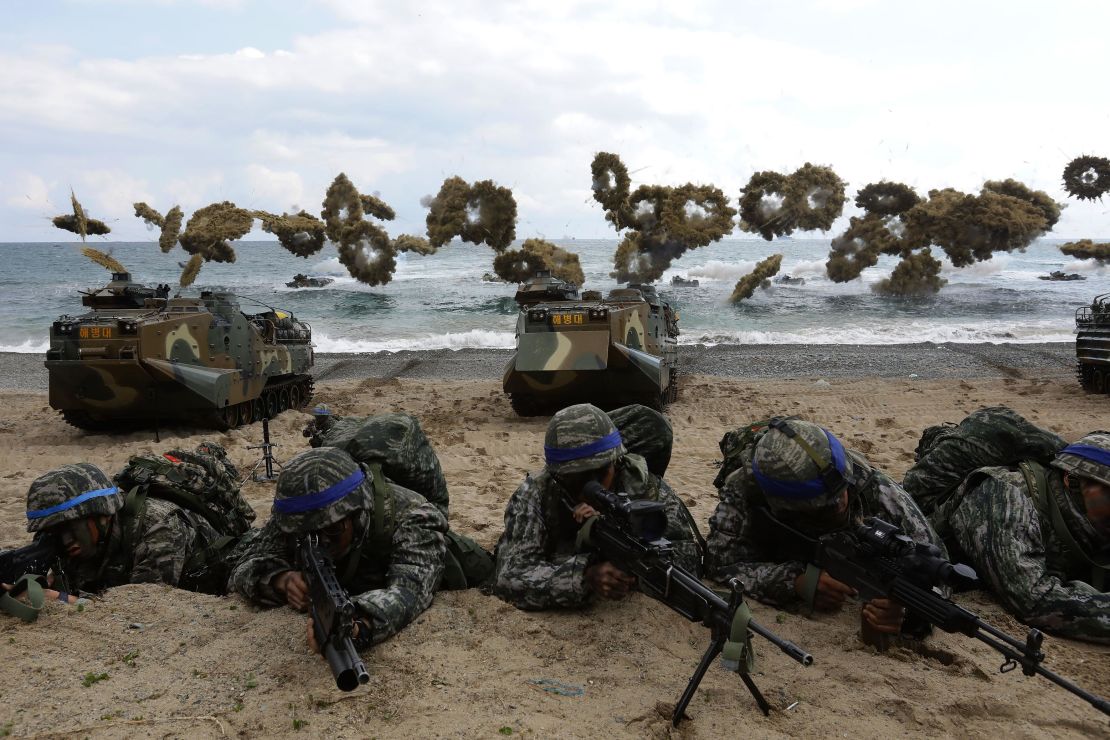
[763,511,1110,718]
[297,534,371,692]
[575,482,814,726]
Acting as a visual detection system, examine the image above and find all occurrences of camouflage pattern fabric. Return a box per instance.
[706,420,943,608]
[25,464,123,532]
[750,419,848,515]
[933,465,1110,643]
[542,403,626,475]
[608,404,673,477]
[305,412,450,517]
[493,453,702,610]
[1052,432,1110,487]
[903,406,1066,516]
[228,448,448,646]
[59,497,225,594]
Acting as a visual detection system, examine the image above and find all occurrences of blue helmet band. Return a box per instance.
[752,429,848,500]
[1059,444,1110,469]
[272,470,364,515]
[545,429,623,464]
[26,487,120,520]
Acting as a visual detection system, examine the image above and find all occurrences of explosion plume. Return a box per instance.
[81,247,126,273]
[492,238,585,285]
[728,254,783,303]
[739,164,846,240]
[179,254,204,287]
[1062,155,1110,201]
[1061,240,1110,263]
[873,248,947,296]
[53,191,110,240]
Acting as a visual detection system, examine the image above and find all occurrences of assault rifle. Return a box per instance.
[763,511,1110,717]
[298,534,371,692]
[575,482,814,726]
[0,535,59,586]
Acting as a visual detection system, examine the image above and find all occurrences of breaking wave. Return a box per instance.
[681,319,1075,346]
[313,329,515,353]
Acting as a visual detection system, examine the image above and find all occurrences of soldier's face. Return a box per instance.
[54,516,107,560]
[316,516,355,560]
[1077,476,1110,538]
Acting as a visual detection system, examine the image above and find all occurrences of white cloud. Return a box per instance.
[3,173,53,210]
[244,164,305,212]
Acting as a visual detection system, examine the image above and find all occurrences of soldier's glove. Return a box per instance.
[351,617,375,651]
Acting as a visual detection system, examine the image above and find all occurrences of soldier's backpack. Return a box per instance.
[311,413,450,517]
[113,441,256,593]
[608,404,673,477]
[713,418,779,489]
[903,406,1066,516]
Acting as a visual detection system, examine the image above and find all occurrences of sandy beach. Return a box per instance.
[0,344,1106,738]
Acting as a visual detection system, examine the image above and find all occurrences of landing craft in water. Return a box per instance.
[503,271,679,416]
[46,272,315,430]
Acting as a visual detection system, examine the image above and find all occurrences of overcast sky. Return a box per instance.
[2,0,1108,244]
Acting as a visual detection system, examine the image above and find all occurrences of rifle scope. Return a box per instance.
[581,481,668,543]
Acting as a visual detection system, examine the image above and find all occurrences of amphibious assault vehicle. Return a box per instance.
[1076,293,1110,393]
[503,271,679,416]
[46,272,314,430]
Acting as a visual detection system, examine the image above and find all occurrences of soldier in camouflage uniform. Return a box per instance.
[706,418,944,637]
[929,433,1110,643]
[19,461,225,596]
[227,447,447,651]
[303,405,450,518]
[493,403,702,610]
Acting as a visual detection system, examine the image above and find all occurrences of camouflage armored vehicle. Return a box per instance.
[1076,293,1110,393]
[503,271,679,415]
[46,272,314,430]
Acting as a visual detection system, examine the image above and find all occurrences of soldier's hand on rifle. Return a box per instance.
[586,562,637,599]
[572,502,600,524]
[861,598,905,634]
[306,616,370,655]
[272,570,310,611]
[796,570,858,611]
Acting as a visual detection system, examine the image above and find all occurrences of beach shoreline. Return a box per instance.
[0,341,1076,391]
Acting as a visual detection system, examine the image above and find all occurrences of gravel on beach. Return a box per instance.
[0,341,1076,392]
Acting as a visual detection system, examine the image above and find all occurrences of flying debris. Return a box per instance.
[80,247,126,273]
[873,248,947,296]
[1060,240,1110,263]
[590,152,737,283]
[728,254,783,303]
[492,238,585,285]
[1062,155,1110,201]
[53,191,110,240]
[738,164,846,241]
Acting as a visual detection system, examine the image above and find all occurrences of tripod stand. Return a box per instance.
[247,417,283,482]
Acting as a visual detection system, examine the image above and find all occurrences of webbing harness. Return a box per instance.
[1019,462,1109,591]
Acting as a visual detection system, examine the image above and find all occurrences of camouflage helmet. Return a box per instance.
[1051,432,1110,488]
[752,418,849,514]
[608,404,673,477]
[25,463,122,533]
[311,403,335,432]
[544,403,626,475]
[271,447,372,534]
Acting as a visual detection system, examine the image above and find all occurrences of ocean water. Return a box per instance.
[0,238,1106,353]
